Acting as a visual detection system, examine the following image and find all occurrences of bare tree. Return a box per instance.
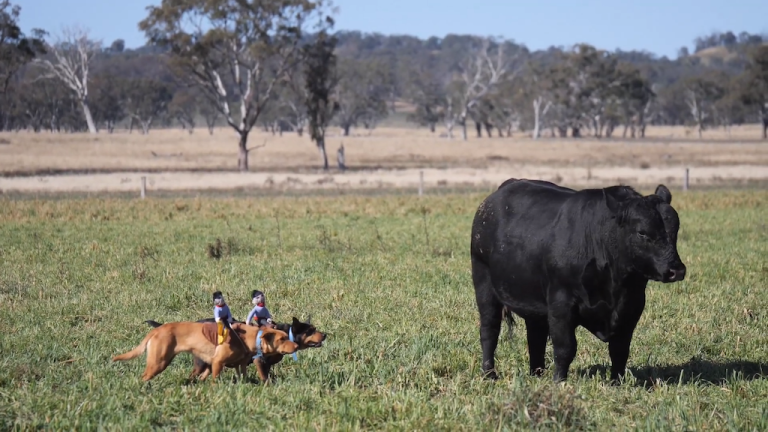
[444,37,523,140]
[35,26,100,134]
[140,0,333,172]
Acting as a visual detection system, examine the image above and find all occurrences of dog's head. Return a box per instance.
[289,316,327,349]
[232,323,299,355]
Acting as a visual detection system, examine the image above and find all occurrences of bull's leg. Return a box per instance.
[472,257,502,380]
[608,331,634,383]
[524,318,549,376]
[609,292,645,383]
[548,304,577,382]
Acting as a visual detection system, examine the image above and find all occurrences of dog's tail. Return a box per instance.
[145,320,163,328]
[502,306,515,341]
[112,330,154,362]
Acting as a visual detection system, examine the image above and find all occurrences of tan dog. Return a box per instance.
[112,322,298,382]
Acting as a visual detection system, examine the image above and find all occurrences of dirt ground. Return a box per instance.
[1,125,767,194]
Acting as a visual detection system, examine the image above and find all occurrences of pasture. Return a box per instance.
[2,126,768,196]
[1,190,766,430]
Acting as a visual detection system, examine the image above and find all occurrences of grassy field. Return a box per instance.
[1,190,767,430]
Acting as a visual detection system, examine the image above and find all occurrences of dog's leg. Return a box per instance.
[142,360,172,382]
[188,357,209,382]
[197,367,211,381]
[211,359,224,381]
[253,359,270,384]
[261,362,273,383]
[236,363,248,383]
[211,346,233,381]
[141,337,174,381]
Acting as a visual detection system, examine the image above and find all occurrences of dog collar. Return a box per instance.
[253,329,263,360]
[289,328,298,361]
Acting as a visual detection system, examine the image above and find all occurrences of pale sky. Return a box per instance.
[14,0,768,58]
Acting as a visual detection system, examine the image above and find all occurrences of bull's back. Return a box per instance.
[472,179,574,260]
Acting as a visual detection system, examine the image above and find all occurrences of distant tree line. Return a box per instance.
[1,0,767,171]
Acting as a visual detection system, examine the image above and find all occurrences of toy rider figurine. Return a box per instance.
[213,291,234,344]
[246,290,274,327]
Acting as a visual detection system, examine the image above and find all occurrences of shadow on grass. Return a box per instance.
[578,356,768,387]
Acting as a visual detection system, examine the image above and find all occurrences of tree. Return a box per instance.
[405,55,445,132]
[90,73,126,133]
[334,57,389,136]
[124,78,172,134]
[518,62,553,139]
[444,37,525,140]
[303,26,339,170]
[35,26,101,133]
[682,73,725,138]
[0,1,46,94]
[140,0,333,172]
[108,38,125,53]
[739,45,768,138]
[199,100,220,135]
[167,89,198,134]
[614,63,654,138]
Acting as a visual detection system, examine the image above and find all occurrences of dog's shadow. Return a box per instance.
[578,357,768,388]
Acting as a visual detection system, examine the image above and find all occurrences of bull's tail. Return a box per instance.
[145,320,163,328]
[112,331,154,362]
[502,306,516,341]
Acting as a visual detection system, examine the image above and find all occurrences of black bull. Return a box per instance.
[471,179,687,382]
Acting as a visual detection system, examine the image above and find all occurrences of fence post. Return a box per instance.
[418,170,424,197]
[683,168,689,192]
[141,176,147,199]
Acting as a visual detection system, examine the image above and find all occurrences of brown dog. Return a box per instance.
[112,322,298,382]
[145,317,327,383]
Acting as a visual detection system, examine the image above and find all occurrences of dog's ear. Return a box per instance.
[261,332,276,345]
[292,317,300,326]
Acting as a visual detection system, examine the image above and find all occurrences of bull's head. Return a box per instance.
[607,184,687,283]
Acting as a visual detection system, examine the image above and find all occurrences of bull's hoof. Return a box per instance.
[482,370,499,381]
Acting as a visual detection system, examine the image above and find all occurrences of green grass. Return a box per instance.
[1,190,767,431]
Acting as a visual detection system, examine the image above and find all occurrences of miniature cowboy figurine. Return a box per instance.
[246,290,274,327]
[213,291,234,344]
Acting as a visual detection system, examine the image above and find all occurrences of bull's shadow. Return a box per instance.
[578,356,767,388]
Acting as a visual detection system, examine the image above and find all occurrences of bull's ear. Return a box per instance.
[654,184,672,204]
[604,190,621,214]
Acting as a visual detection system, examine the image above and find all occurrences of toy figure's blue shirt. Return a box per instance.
[246,304,272,325]
[214,304,232,322]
